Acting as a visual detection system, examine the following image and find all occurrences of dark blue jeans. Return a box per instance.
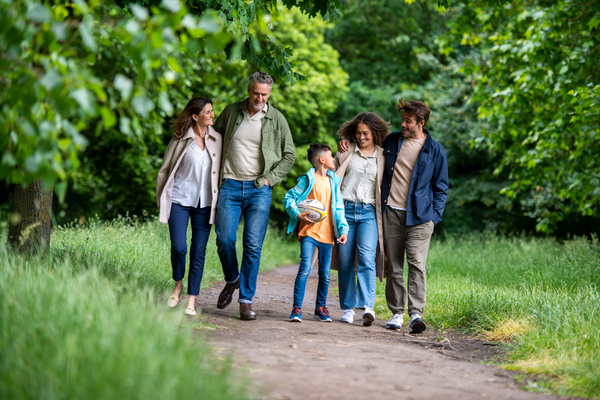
[293,236,333,309]
[168,203,212,296]
[215,179,272,304]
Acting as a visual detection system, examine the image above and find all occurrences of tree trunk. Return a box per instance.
[8,180,54,255]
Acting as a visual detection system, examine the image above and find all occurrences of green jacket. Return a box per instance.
[213,99,295,188]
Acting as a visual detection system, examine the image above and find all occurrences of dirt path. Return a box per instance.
[192,265,576,400]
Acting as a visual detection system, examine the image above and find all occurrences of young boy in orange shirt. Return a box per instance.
[283,144,349,322]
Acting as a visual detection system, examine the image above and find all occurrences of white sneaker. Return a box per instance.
[362,306,375,326]
[341,309,355,323]
[386,313,404,330]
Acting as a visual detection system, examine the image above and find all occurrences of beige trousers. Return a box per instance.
[383,208,434,316]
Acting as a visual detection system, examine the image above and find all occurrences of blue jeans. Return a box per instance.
[168,203,212,296]
[215,179,272,304]
[293,236,333,309]
[336,201,378,310]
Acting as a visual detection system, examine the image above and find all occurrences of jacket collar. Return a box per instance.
[384,128,433,153]
[183,126,218,141]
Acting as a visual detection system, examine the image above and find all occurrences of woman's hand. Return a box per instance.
[297,213,317,225]
[338,139,350,152]
[337,234,348,245]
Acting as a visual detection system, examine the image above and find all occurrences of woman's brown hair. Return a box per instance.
[336,112,390,147]
[171,97,212,139]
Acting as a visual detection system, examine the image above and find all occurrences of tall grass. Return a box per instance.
[0,216,298,399]
[0,243,251,400]
[51,216,299,294]
[375,234,600,398]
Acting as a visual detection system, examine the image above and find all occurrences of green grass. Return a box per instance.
[374,233,600,398]
[0,217,298,400]
[51,216,299,294]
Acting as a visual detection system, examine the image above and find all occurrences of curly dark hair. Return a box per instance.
[171,97,212,139]
[336,112,390,146]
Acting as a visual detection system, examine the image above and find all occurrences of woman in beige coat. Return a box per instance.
[156,97,222,316]
[334,112,389,326]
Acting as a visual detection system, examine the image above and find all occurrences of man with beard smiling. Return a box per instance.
[380,99,448,334]
[212,71,295,320]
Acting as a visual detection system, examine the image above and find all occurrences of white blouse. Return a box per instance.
[340,147,378,205]
[171,140,212,208]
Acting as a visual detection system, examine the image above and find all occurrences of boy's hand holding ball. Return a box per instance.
[298,213,317,225]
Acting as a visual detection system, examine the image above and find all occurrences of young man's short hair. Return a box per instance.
[307,143,331,168]
[396,99,430,126]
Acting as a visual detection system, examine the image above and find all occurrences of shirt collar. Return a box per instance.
[354,146,377,158]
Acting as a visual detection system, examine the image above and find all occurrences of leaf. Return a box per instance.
[40,70,63,91]
[114,74,133,101]
[26,3,52,23]
[198,10,221,34]
[161,0,182,13]
[69,88,94,114]
[132,94,155,117]
[130,4,149,21]
[78,20,98,53]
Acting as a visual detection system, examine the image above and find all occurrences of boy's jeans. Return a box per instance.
[293,236,333,309]
[336,201,378,310]
[215,179,272,304]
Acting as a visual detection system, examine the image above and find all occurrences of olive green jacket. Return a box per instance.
[213,99,295,188]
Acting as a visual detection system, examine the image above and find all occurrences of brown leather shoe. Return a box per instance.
[239,303,257,320]
[216,280,239,309]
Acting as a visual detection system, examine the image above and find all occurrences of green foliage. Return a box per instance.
[444,0,600,232]
[0,0,234,200]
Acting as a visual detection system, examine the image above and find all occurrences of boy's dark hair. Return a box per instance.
[307,143,331,168]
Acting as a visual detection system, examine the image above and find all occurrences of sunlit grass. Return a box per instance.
[374,234,600,399]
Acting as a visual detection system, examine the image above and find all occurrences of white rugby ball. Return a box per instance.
[297,199,327,223]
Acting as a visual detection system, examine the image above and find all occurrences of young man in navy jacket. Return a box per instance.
[380,99,448,333]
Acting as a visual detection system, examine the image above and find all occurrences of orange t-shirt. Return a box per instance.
[298,174,335,244]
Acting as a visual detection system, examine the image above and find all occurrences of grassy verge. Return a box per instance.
[374,233,600,398]
[0,217,298,399]
[51,216,299,294]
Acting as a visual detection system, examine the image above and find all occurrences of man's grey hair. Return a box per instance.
[248,71,274,90]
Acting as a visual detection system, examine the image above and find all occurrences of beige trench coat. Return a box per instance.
[156,126,222,224]
[331,143,386,282]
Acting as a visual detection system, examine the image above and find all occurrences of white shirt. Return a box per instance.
[223,103,268,181]
[340,146,378,205]
[171,140,212,208]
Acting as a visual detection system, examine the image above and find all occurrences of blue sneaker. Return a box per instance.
[289,306,302,322]
[313,306,332,322]
[409,313,426,334]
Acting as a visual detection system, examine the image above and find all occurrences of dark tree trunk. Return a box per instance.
[8,180,54,254]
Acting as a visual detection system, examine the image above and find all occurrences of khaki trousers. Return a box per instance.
[383,208,434,316]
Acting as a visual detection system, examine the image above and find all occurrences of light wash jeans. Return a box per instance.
[215,179,272,304]
[293,236,333,309]
[336,201,378,310]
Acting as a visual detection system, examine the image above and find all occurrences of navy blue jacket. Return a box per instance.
[381,129,448,226]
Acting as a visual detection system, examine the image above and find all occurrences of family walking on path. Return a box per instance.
[155,70,448,334]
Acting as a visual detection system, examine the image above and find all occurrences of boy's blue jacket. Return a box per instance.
[283,168,349,238]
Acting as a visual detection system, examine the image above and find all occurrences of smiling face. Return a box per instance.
[355,122,374,150]
[194,103,214,127]
[247,82,271,113]
[401,111,425,139]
